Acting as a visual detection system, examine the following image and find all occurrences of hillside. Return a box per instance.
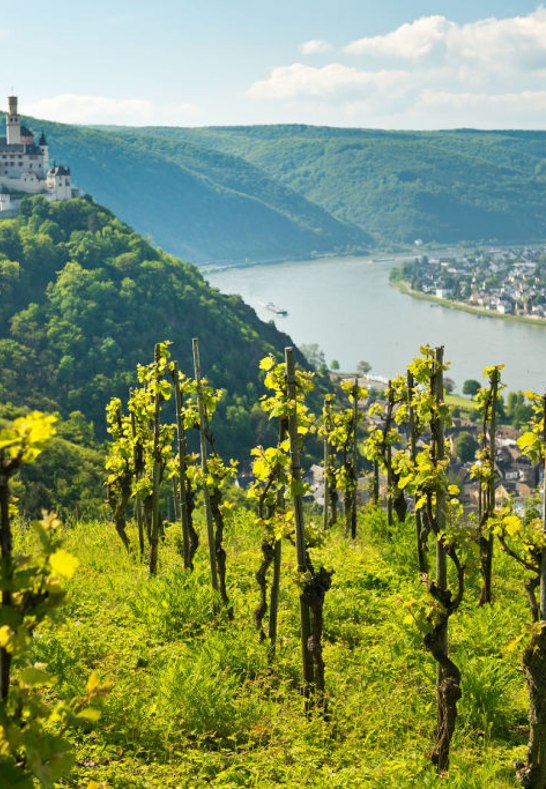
[13,508,530,787]
[0,113,370,264]
[4,114,546,262]
[119,125,546,247]
[0,196,309,457]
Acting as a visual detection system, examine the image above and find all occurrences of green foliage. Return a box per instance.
[455,431,479,464]
[25,509,530,787]
[249,355,315,547]
[103,123,546,249]
[505,391,534,429]
[515,391,545,461]
[463,379,481,397]
[8,118,546,263]
[326,380,367,492]
[0,451,105,789]
[0,195,308,460]
[356,360,371,376]
[0,406,103,518]
[299,343,326,373]
[18,117,370,264]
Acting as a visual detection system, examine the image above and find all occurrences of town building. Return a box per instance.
[0,95,78,215]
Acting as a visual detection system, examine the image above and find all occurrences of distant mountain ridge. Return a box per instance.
[3,113,546,263]
[0,113,369,264]
[139,124,546,249]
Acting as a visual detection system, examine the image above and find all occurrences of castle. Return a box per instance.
[0,95,78,215]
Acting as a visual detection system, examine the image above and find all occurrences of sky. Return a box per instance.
[3,0,546,129]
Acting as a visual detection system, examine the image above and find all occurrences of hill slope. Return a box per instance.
[0,115,370,264]
[100,124,546,247]
[0,196,308,457]
[4,115,546,261]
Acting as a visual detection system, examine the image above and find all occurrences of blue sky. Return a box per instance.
[2,1,546,128]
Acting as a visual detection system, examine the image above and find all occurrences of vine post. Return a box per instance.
[350,377,359,538]
[539,393,546,621]
[104,398,133,553]
[364,376,407,532]
[171,361,193,570]
[285,347,314,708]
[323,397,331,531]
[498,391,546,786]
[407,369,427,572]
[269,417,288,655]
[473,365,503,606]
[192,337,219,596]
[432,346,447,627]
[149,343,163,576]
[130,401,146,557]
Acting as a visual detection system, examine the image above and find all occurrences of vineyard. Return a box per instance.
[0,340,545,787]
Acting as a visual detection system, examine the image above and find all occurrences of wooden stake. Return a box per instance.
[285,347,314,708]
[192,338,219,595]
[172,362,192,570]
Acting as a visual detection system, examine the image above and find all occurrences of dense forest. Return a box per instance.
[0,196,308,461]
[2,114,370,264]
[4,110,546,261]
[3,111,546,262]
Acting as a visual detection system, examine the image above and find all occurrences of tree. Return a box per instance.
[454,431,479,463]
[299,343,326,372]
[444,377,456,395]
[463,379,481,397]
[356,360,371,376]
[330,359,340,371]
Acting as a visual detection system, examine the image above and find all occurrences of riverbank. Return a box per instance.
[392,279,546,329]
[208,255,546,394]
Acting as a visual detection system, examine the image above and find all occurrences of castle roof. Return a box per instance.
[49,164,70,176]
[0,141,45,155]
[0,141,24,152]
[39,132,47,146]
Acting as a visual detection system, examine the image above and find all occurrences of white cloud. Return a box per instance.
[345,16,451,61]
[453,9,546,71]
[299,39,333,56]
[249,8,546,128]
[345,8,546,72]
[249,63,410,101]
[24,94,201,126]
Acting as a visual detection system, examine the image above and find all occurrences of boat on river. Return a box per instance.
[266,302,288,316]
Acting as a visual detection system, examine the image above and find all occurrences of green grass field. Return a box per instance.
[16,505,531,787]
[446,393,478,417]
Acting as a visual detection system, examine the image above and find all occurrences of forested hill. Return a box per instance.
[0,196,307,457]
[114,125,546,248]
[4,114,546,262]
[0,114,370,264]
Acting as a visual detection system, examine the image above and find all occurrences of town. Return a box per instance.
[393,246,546,320]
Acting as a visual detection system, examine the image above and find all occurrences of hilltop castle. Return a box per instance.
[0,95,78,215]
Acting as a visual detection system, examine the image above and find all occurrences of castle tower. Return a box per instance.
[39,132,49,172]
[6,95,21,145]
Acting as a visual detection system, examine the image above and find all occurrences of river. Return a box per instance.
[206,255,546,395]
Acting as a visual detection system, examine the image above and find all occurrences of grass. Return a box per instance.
[17,506,533,787]
[446,393,478,415]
